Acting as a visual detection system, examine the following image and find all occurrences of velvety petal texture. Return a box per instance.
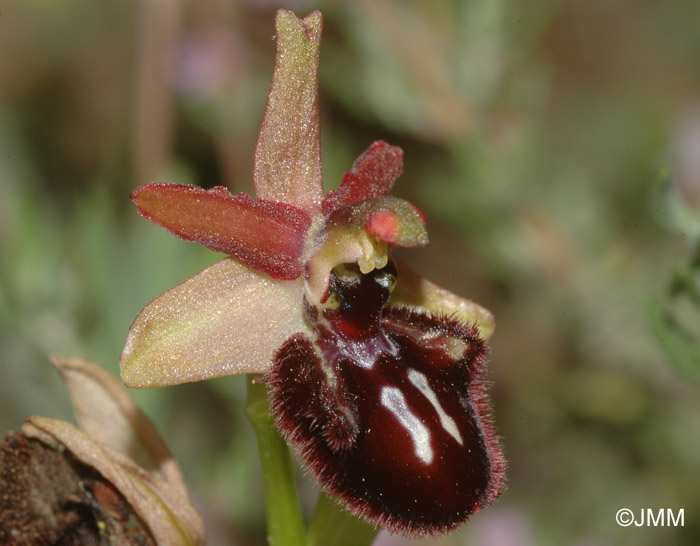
[323,141,404,215]
[132,184,311,280]
[267,263,505,536]
[121,258,309,388]
[254,10,324,215]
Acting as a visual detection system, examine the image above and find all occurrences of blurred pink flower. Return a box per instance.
[172,28,246,102]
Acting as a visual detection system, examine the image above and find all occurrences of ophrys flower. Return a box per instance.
[121,9,504,537]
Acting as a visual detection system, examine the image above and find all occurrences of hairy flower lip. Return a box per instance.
[267,265,505,536]
[120,8,503,539]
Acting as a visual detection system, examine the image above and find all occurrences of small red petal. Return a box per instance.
[322,141,403,215]
[132,184,310,280]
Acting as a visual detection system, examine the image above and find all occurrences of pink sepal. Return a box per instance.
[121,258,309,388]
[253,10,325,215]
[132,184,311,280]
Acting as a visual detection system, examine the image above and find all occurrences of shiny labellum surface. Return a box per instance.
[266,262,505,536]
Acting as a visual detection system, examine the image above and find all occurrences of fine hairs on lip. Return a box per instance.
[266,262,505,536]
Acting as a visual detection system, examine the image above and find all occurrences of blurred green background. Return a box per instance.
[2,1,700,545]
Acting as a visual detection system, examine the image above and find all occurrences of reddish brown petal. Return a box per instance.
[253,10,324,215]
[323,141,404,215]
[268,264,505,536]
[132,184,310,280]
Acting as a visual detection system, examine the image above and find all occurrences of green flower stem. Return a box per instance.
[308,492,378,546]
[245,375,307,546]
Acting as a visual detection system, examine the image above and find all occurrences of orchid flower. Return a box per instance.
[121,9,504,537]
[23,356,206,545]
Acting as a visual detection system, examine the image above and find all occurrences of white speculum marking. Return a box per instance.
[408,369,464,446]
[333,335,399,369]
[380,386,434,465]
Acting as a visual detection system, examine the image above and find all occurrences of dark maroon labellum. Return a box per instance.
[266,261,505,536]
